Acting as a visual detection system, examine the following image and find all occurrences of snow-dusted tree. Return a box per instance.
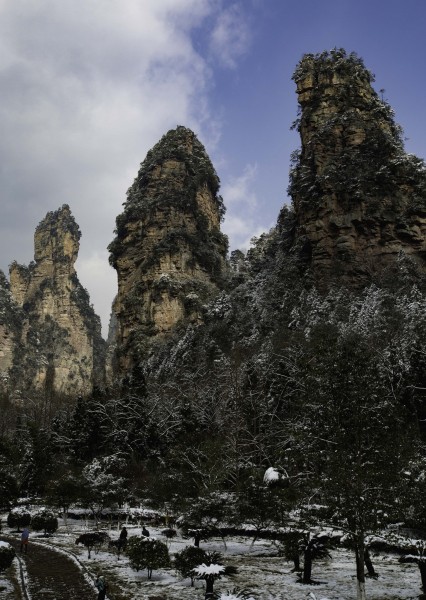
[286,295,420,600]
[31,510,58,536]
[0,468,18,510]
[7,508,31,532]
[181,491,235,544]
[174,545,208,585]
[398,538,426,593]
[298,533,331,584]
[46,470,82,525]
[125,537,170,579]
[81,454,127,521]
[191,551,237,599]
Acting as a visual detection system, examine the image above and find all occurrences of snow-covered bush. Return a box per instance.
[31,510,58,536]
[7,507,31,531]
[174,545,208,586]
[125,537,170,579]
[0,541,15,571]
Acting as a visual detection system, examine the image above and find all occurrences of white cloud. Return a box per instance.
[75,252,117,337]
[0,0,223,336]
[209,2,251,69]
[222,163,258,208]
[222,163,271,252]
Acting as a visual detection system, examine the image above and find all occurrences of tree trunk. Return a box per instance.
[194,532,201,547]
[355,538,367,600]
[293,555,301,571]
[303,550,312,584]
[419,561,426,592]
[205,577,214,599]
[364,548,377,577]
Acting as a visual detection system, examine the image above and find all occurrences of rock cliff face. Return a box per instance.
[108,126,228,376]
[287,49,426,283]
[3,205,105,396]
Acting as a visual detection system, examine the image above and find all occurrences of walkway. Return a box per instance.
[1,535,97,599]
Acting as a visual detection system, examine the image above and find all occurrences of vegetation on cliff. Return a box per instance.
[109,125,227,278]
[289,48,426,215]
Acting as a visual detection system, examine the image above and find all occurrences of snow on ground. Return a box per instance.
[0,513,424,599]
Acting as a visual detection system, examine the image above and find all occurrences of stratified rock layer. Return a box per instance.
[6,205,105,396]
[109,126,228,376]
[287,49,426,283]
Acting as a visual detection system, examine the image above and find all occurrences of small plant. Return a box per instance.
[191,551,237,599]
[75,532,110,559]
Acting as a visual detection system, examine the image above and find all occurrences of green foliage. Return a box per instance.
[7,509,31,531]
[288,48,426,216]
[108,126,226,276]
[0,469,18,510]
[292,48,374,86]
[125,537,170,578]
[31,510,58,535]
[0,543,15,572]
[174,545,208,584]
[46,471,82,512]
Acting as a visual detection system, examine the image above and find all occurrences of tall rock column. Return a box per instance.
[109,126,228,377]
[287,49,426,283]
[8,204,105,396]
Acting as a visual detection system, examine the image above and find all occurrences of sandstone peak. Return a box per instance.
[287,48,426,283]
[5,205,105,397]
[34,203,80,265]
[108,126,228,378]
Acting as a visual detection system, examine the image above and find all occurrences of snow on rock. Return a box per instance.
[263,466,288,484]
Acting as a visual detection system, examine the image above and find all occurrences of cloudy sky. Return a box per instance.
[1,0,426,337]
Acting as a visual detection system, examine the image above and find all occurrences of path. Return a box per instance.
[1,535,98,599]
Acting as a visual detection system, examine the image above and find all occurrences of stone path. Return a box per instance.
[1,535,98,599]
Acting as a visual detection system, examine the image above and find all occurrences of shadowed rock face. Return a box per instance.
[108,126,228,377]
[5,204,105,396]
[287,49,426,284]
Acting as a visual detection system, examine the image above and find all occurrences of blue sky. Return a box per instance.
[1,0,425,336]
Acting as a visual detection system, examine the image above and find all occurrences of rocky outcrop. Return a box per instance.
[108,126,228,377]
[4,205,105,396]
[287,49,426,283]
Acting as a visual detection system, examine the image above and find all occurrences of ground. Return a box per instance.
[0,512,423,599]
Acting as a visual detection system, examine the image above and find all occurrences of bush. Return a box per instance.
[0,542,15,571]
[7,508,31,531]
[125,537,170,579]
[31,510,58,536]
[174,545,208,585]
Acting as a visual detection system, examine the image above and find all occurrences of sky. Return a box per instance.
[1,0,426,337]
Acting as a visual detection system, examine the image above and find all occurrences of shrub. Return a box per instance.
[0,542,15,571]
[125,537,170,579]
[31,510,58,536]
[174,545,208,585]
[7,508,31,531]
